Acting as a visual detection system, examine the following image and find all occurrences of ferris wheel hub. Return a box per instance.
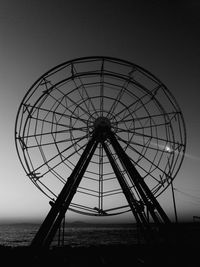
[93,116,111,130]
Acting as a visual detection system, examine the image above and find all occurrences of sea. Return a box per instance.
[0,223,140,247]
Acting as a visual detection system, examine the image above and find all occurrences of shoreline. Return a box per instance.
[1,223,200,266]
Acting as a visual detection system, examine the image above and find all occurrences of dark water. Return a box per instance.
[0,224,38,247]
[0,223,139,247]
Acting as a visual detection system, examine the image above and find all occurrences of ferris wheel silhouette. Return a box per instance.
[15,56,186,247]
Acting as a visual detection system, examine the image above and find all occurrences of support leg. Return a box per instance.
[108,130,171,225]
[102,142,149,228]
[31,133,98,248]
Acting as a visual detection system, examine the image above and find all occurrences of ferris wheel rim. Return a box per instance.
[15,56,186,216]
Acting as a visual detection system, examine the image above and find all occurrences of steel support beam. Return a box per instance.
[107,130,171,225]
[102,142,149,229]
[31,132,98,248]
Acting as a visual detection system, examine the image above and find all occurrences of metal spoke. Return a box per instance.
[27,135,87,149]
[130,131,181,149]
[113,85,160,121]
[117,136,170,177]
[21,127,88,140]
[30,135,87,174]
[114,111,181,125]
[73,63,97,117]
[106,79,130,118]
[24,104,88,125]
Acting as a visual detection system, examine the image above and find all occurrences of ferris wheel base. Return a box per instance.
[31,127,171,249]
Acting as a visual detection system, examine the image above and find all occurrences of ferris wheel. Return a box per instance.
[15,56,186,247]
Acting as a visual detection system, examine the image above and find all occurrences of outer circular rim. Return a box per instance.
[15,56,187,216]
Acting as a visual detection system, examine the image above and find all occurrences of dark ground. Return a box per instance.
[1,243,199,267]
[1,223,200,267]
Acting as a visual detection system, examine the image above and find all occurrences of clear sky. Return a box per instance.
[0,0,200,223]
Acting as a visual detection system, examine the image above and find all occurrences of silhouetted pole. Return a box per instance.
[171,182,178,223]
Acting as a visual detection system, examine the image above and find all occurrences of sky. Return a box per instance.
[0,0,200,223]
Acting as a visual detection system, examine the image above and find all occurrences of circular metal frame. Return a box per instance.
[15,56,186,216]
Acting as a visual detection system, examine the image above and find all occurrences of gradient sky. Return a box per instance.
[0,0,200,223]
